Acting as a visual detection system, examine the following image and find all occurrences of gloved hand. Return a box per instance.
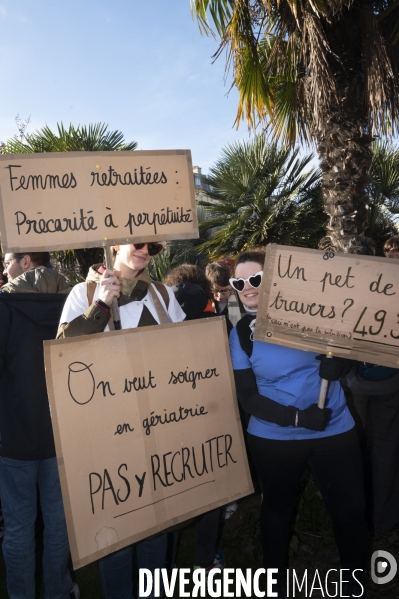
[316,355,352,381]
[297,404,331,431]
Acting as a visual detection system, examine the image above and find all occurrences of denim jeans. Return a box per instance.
[0,456,73,599]
[98,533,167,599]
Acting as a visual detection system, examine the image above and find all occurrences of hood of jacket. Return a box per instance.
[171,282,208,320]
[0,267,71,328]
[1,267,72,295]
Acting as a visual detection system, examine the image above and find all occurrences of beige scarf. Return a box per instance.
[86,265,170,324]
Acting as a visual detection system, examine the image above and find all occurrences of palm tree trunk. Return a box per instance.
[317,107,373,254]
[316,8,376,255]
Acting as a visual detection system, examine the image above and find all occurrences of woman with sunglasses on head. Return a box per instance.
[57,242,186,599]
[229,250,368,598]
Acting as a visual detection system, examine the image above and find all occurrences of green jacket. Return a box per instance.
[1,267,71,295]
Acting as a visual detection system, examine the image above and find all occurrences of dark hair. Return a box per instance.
[163,264,212,299]
[11,252,51,267]
[384,236,399,253]
[235,249,266,272]
[205,261,232,287]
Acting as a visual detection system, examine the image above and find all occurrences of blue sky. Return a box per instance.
[0,1,256,172]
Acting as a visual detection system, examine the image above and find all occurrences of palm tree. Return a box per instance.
[366,140,399,253]
[1,122,137,153]
[196,134,325,259]
[191,1,399,254]
[147,206,213,279]
[1,122,137,278]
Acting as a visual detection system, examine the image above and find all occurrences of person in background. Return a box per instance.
[163,264,214,309]
[162,267,226,574]
[0,255,4,288]
[0,252,77,599]
[0,256,4,539]
[168,264,238,516]
[229,249,368,598]
[383,235,399,260]
[169,281,217,323]
[343,235,399,535]
[205,260,250,519]
[57,242,185,599]
[205,261,243,329]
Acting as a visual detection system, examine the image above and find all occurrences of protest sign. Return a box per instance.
[255,245,399,368]
[44,317,253,569]
[0,150,198,252]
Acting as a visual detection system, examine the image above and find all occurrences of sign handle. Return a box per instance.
[104,246,122,330]
[318,351,333,408]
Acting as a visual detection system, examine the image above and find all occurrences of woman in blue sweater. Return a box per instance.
[229,249,368,598]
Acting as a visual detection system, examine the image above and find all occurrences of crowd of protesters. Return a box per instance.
[0,238,398,598]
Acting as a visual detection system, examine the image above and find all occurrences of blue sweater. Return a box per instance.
[229,326,354,440]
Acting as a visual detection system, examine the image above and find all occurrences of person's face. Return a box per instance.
[3,253,24,281]
[384,248,399,260]
[114,244,153,274]
[211,283,231,302]
[234,261,263,310]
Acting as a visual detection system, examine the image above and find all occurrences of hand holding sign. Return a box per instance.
[98,269,120,306]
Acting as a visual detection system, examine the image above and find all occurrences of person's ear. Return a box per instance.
[21,255,33,272]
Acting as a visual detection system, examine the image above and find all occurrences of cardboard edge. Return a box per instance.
[51,317,228,347]
[255,243,277,338]
[43,341,81,566]
[0,149,194,162]
[3,229,200,254]
[271,243,394,265]
[220,318,254,493]
[72,484,254,569]
[0,186,8,251]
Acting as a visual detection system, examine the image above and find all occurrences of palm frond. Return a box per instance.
[1,122,137,154]
[195,133,325,259]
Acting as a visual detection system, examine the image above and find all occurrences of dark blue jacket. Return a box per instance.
[0,293,68,459]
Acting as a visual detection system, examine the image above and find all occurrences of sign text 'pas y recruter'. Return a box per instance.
[44,318,253,569]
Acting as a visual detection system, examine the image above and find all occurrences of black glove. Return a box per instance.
[297,404,331,431]
[316,355,352,381]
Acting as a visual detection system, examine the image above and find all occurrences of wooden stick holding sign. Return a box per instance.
[103,245,121,330]
[104,243,171,328]
[318,352,333,408]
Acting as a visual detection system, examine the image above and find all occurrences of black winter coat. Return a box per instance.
[0,293,68,460]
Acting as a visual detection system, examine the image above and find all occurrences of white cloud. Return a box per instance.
[0,6,7,18]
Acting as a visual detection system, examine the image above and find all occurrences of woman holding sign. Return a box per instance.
[229,249,368,598]
[57,242,185,599]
